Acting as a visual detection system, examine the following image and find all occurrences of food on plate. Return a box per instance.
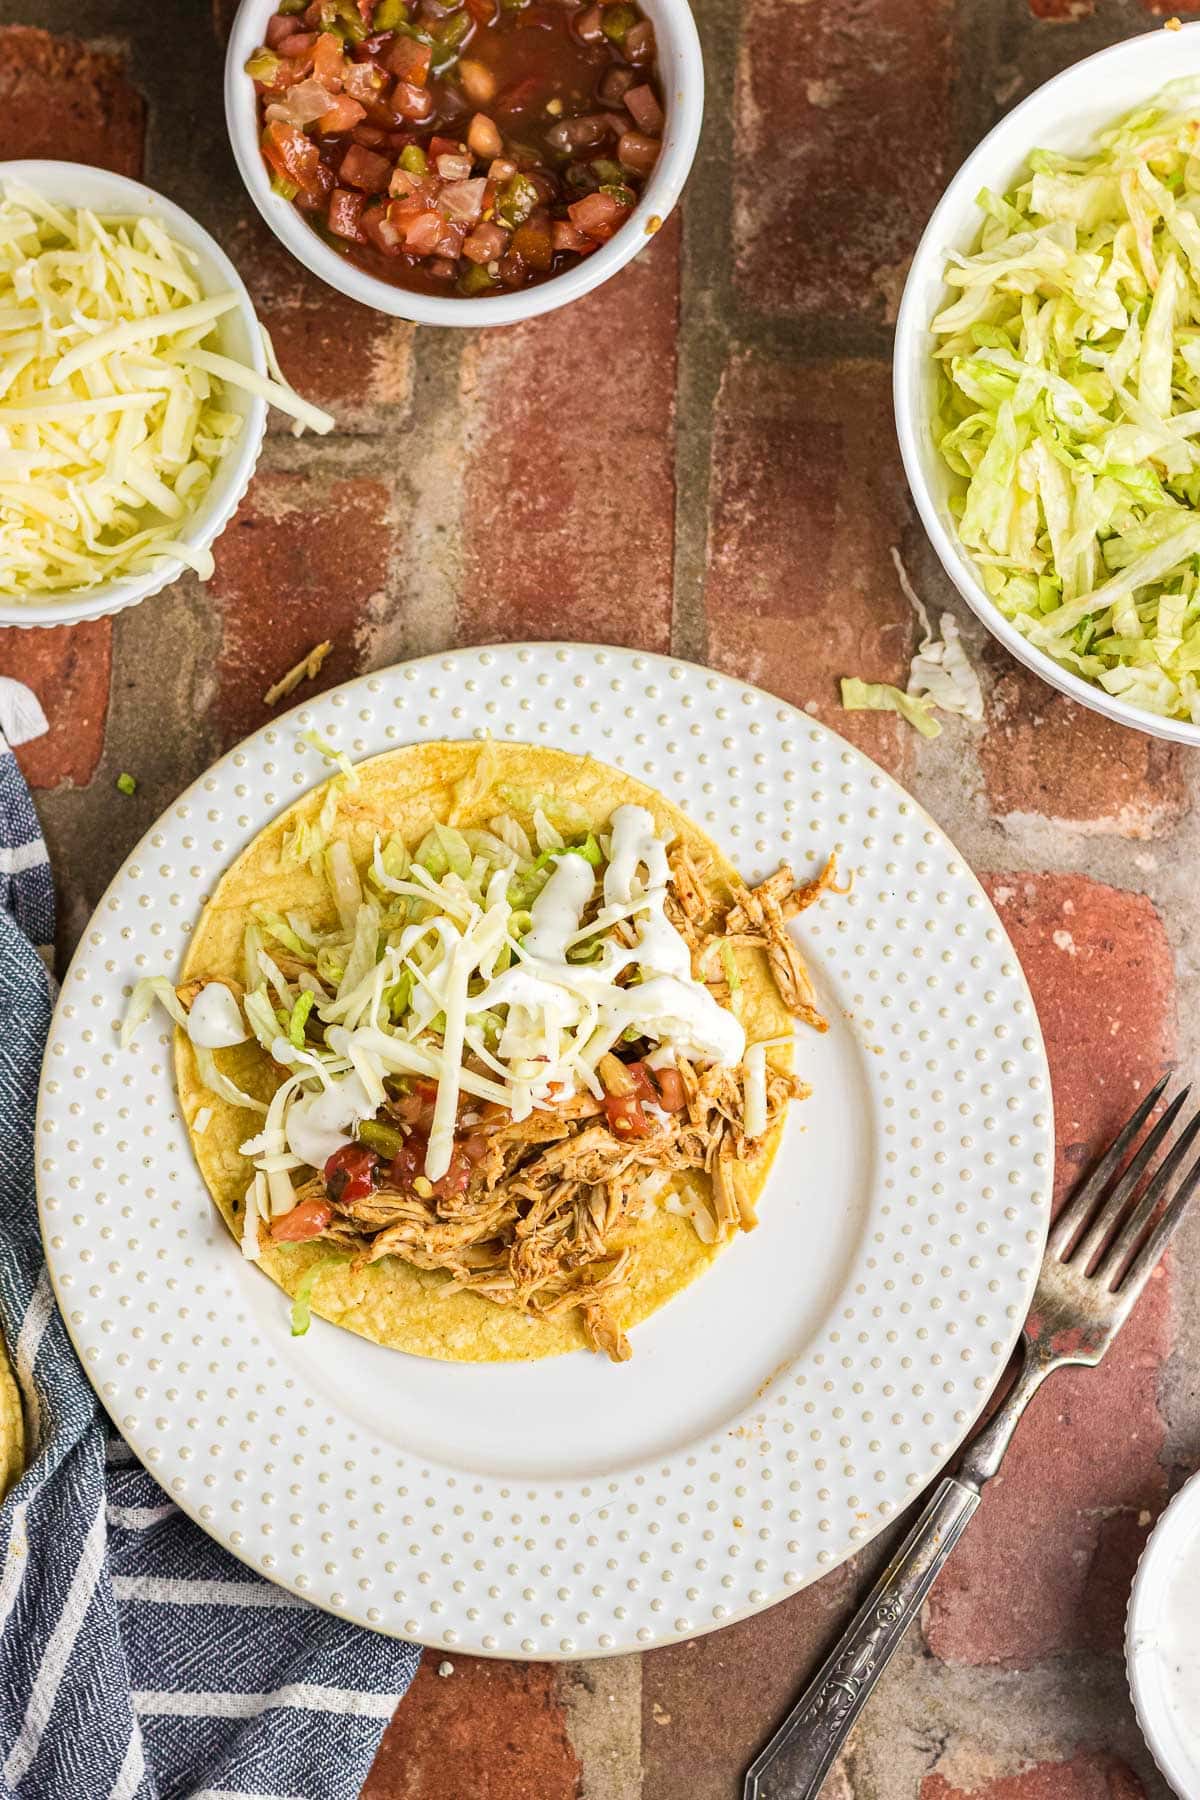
[125,740,841,1361]
[0,1332,23,1501]
[0,185,333,599]
[932,81,1200,724]
[247,0,666,297]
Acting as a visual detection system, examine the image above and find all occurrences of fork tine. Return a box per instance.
[1071,1086,1191,1270]
[1047,1072,1171,1258]
[1097,1106,1200,1284]
[1114,1141,1200,1299]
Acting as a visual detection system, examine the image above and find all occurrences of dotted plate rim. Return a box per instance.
[36,642,1053,1659]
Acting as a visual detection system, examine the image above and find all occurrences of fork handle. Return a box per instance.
[743,1477,980,1800]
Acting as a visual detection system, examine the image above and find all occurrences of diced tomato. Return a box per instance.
[312,30,346,86]
[271,1197,333,1241]
[393,80,436,122]
[624,1061,660,1106]
[343,58,385,102]
[262,119,323,191]
[320,93,367,132]
[391,1078,438,1129]
[339,141,393,192]
[293,161,335,209]
[402,209,456,255]
[384,35,433,84]
[567,190,629,241]
[602,1091,650,1138]
[323,1142,380,1203]
[361,204,403,253]
[276,30,318,57]
[551,219,596,255]
[462,219,509,263]
[352,121,387,146]
[328,185,367,238]
[428,134,466,161]
[624,18,655,62]
[623,82,663,134]
[388,1134,426,1189]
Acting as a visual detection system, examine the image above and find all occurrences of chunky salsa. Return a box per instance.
[247,0,666,298]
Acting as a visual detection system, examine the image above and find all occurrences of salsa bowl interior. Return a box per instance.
[225,0,703,326]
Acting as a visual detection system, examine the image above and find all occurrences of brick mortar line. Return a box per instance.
[667,0,741,669]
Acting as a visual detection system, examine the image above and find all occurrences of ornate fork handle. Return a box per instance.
[743,1476,979,1799]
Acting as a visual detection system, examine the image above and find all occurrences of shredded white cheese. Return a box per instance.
[0,183,334,599]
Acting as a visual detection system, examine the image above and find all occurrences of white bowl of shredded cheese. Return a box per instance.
[0,162,327,629]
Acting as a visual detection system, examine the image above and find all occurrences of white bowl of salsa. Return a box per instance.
[224,0,703,325]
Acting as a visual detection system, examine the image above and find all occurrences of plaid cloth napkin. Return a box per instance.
[0,690,419,1800]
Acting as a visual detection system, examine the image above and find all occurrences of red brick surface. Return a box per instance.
[922,875,1177,1668]
[0,26,143,173]
[228,216,414,427]
[981,662,1189,838]
[3,3,1195,1797]
[362,1657,581,1800]
[705,355,916,767]
[0,622,112,790]
[210,472,392,743]
[640,1563,858,1800]
[458,217,679,651]
[983,875,1177,1201]
[733,0,955,318]
[922,1754,1147,1800]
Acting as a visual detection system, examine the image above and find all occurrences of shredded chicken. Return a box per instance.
[698,855,847,1032]
[254,851,839,1359]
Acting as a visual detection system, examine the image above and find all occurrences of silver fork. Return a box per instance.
[744,1075,1200,1800]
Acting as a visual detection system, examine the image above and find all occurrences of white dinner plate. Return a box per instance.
[37,644,1052,1658]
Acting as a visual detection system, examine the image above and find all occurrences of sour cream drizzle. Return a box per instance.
[186,981,250,1050]
[474,805,745,1069]
[284,1071,375,1170]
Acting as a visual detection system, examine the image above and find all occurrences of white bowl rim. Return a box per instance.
[894,23,1200,749]
[1126,1466,1200,1798]
[224,0,704,326]
[0,159,267,632]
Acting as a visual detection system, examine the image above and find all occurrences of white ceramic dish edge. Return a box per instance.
[0,161,267,632]
[36,641,1054,1658]
[894,24,1200,748]
[224,0,703,325]
[1127,1468,1200,1798]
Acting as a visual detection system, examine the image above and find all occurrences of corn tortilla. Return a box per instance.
[175,741,796,1361]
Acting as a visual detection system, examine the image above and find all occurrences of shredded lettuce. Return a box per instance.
[289,1251,347,1336]
[251,906,311,958]
[932,80,1200,724]
[287,989,315,1048]
[496,785,591,835]
[302,728,360,785]
[121,974,188,1047]
[840,678,942,738]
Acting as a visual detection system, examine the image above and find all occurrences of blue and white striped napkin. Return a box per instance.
[0,688,420,1799]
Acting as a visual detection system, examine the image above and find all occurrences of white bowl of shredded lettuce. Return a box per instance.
[0,163,332,628]
[895,26,1200,744]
